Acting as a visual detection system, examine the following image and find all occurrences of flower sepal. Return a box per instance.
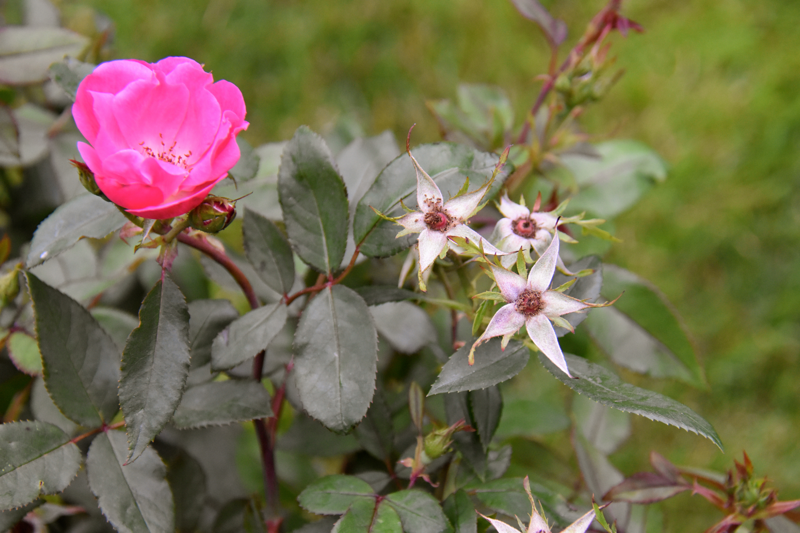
[189,195,237,233]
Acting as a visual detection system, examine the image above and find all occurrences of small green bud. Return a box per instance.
[0,263,21,307]
[553,73,572,94]
[70,159,102,196]
[189,195,237,233]
[422,419,472,461]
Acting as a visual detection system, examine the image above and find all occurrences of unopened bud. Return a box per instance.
[0,264,21,307]
[422,419,472,460]
[70,160,102,197]
[189,196,237,233]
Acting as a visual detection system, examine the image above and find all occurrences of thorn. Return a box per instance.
[406,124,416,154]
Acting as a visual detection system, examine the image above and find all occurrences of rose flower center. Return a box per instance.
[515,288,544,316]
[424,210,451,232]
[512,217,538,238]
[139,133,193,171]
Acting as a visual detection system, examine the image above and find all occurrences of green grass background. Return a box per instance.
[62,0,800,528]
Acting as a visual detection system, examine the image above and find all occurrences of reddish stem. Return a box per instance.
[284,245,361,306]
[69,420,126,444]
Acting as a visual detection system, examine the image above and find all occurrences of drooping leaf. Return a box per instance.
[429,339,529,395]
[551,255,603,337]
[48,57,95,101]
[6,331,42,375]
[27,273,120,427]
[211,302,287,371]
[562,140,668,219]
[355,388,395,462]
[0,421,81,510]
[294,285,377,433]
[355,286,420,306]
[445,392,486,480]
[469,386,503,451]
[333,498,403,533]
[540,353,723,450]
[165,449,207,532]
[120,274,191,463]
[91,307,139,352]
[353,143,513,258]
[86,431,174,533]
[443,490,477,533]
[0,27,90,85]
[228,137,260,182]
[298,475,375,515]
[187,299,239,369]
[371,301,437,354]
[384,489,449,533]
[26,194,127,268]
[585,265,706,387]
[172,380,273,429]
[507,0,568,46]
[278,125,349,274]
[242,209,295,295]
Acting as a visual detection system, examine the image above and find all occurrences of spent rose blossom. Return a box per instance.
[73,57,248,219]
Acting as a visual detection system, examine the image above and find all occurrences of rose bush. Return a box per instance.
[73,57,248,219]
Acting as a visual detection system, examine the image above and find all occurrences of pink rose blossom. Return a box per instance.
[73,57,248,219]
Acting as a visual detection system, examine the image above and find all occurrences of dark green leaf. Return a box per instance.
[385,489,449,533]
[229,137,260,182]
[48,57,94,101]
[0,27,90,85]
[213,498,266,533]
[26,194,127,268]
[469,386,502,451]
[294,285,377,432]
[298,475,374,515]
[242,209,295,295]
[333,498,402,533]
[427,84,514,151]
[120,275,191,462]
[371,301,436,354]
[563,140,667,219]
[0,421,81,510]
[429,339,528,395]
[494,397,569,439]
[277,414,361,456]
[87,431,174,533]
[29,378,77,436]
[211,303,287,371]
[551,255,602,337]
[27,273,120,427]
[585,265,706,387]
[469,478,576,526]
[278,125,349,274]
[6,331,42,375]
[442,490,476,533]
[353,143,513,258]
[172,380,273,429]
[165,450,207,532]
[508,0,567,45]
[295,517,339,533]
[187,299,239,369]
[355,286,419,306]
[0,500,42,531]
[337,131,401,212]
[573,394,631,454]
[91,307,139,352]
[444,393,486,480]
[540,353,723,450]
[355,388,395,462]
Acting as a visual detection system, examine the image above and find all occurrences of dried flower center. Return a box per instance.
[512,217,538,238]
[515,289,544,317]
[139,133,193,171]
[425,211,450,232]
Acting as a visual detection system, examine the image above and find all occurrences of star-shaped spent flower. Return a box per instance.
[393,143,508,290]
[478,477,604,533]
[471,228,613,375]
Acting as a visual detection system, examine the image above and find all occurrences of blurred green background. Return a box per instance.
[62,0,800,528]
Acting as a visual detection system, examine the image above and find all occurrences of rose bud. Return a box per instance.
[70,159,103,197]
[189,195,236,233]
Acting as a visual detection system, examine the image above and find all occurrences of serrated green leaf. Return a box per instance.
[172,380,273,429]
[26,194,127,268]
[333,498,402,533]
[298,475,374,515]
[353,143,513,258]
[187,299,239,369]
[385,489,449,533]
[86,430,174,533]
[27,273,120,427]
[120,275,191,463]
[562,140,667,219]
[91,307,139,352]
[229,137,260,182]
[278,125,349,274]
[0,421,81,510]
[211,302,287,371]
[355,286,420,306]
[242,209,295,295]
[355,388,395,462]
[443,490,477,533]
[0,499,42,531]
[48,57,94,101]
[585,265,706,387]
[541,353,722,450]
[29,378,78,436]
[371,301,436,354]
[429,339,529,395]
[7,331,42,375]
[294,285,377,433]
[469,386,502,451]
[165,449,207,532]
[0,27,90,85]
